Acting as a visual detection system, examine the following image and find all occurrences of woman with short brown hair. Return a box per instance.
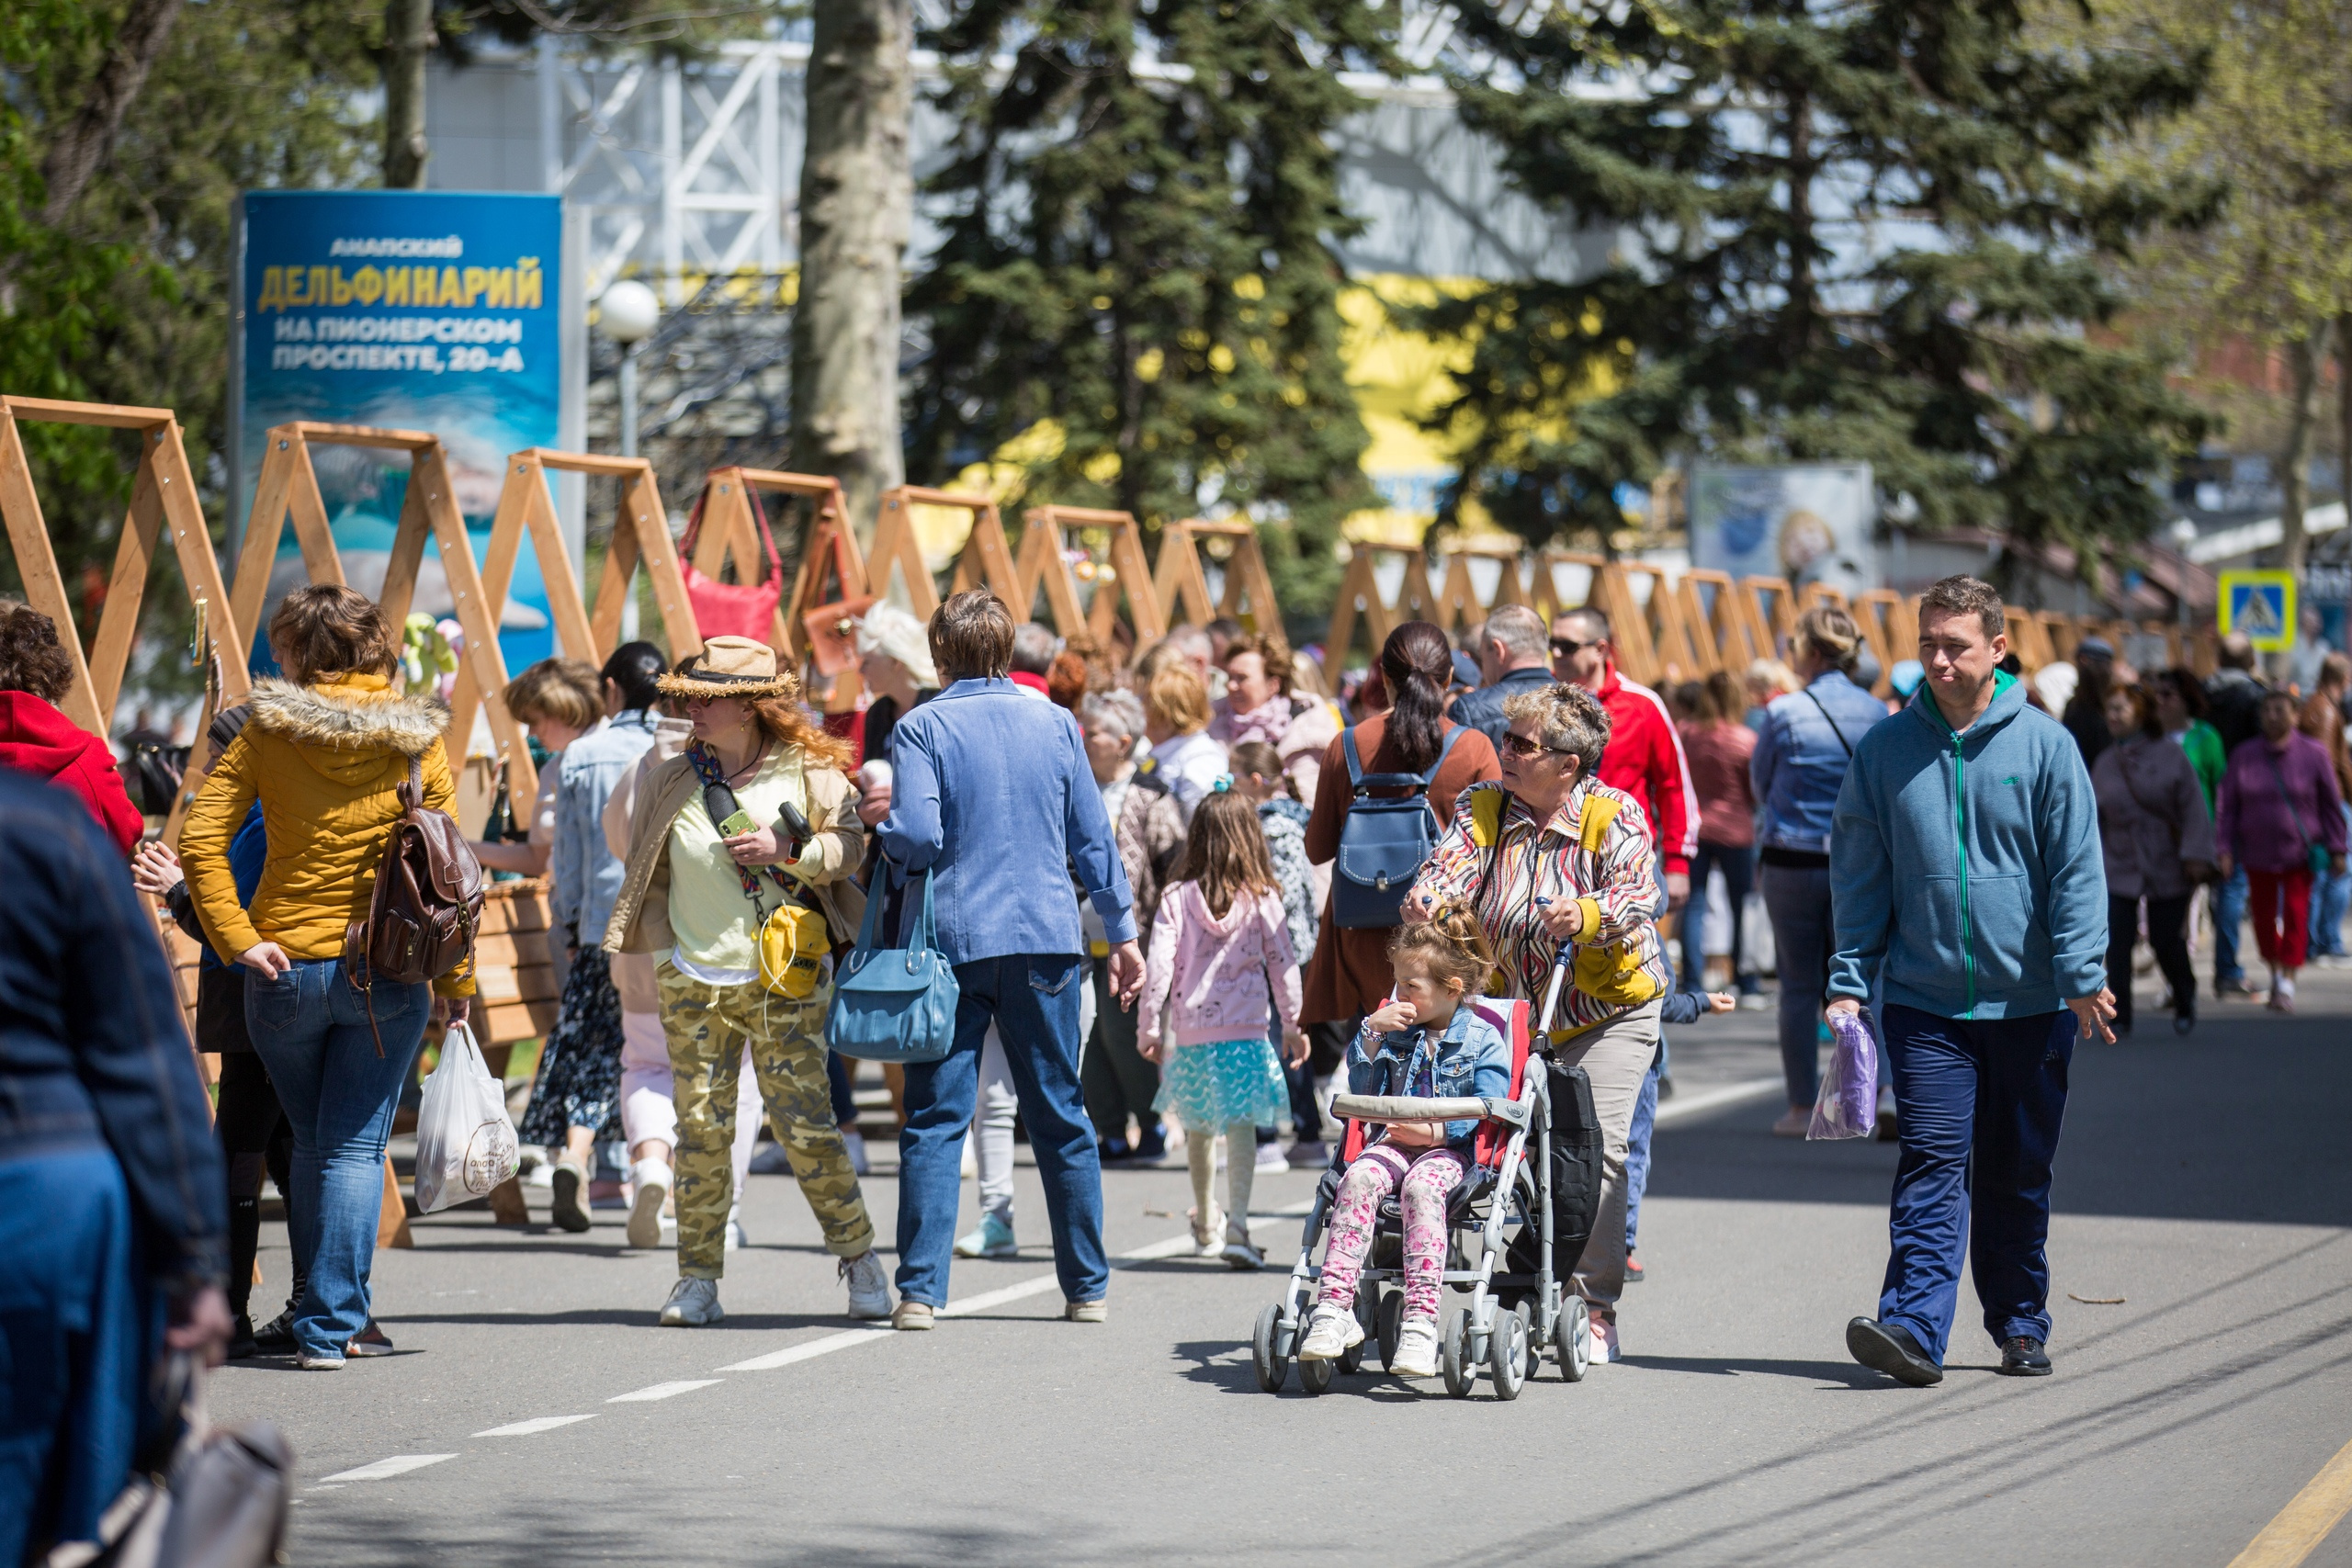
[0,603,142,853]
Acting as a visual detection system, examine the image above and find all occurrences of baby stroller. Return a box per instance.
[1250,953,1606,1398]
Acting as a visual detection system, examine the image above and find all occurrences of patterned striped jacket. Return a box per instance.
[1410,780,1672,1040]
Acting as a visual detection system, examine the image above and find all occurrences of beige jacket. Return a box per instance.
[601,745,867,959]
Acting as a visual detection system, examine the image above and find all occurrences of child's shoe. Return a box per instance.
[1189,1203,1225,1257]
[1392,1315,1441,1378]
[1589,1315,1620,1364]
[1221,1222,1264,1270]
[1297,1303,1363,1361]
[955,1212,1019,1259]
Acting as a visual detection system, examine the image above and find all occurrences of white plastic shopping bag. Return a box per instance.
[413,1020,520,1213]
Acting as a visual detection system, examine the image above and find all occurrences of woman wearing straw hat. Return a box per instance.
[603,636,892,1326]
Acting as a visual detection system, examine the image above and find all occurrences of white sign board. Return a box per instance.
[1691,464,1878,597]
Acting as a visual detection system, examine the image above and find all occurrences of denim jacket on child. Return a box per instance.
[1346,1004,1514,1152]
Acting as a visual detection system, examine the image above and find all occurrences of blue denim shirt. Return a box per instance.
[1346,1003,1514,1150]
[877,678,1137,964]
[1750,670,1891,854]
[1448,665,1555,755]
[552,709,662,945]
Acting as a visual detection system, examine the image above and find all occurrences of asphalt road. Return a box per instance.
[213,968,2352,1567]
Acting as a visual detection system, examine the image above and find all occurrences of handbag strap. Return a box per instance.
[678,482,709,560]
[685,740,797,919]
[1803,686,1854,759]
[742,479,785,582]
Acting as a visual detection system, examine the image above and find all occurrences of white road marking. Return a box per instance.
[320,1455,455,1482]
[606,1379,722,1403]
[473,1415,598,1437]
[718,1328,891,1373]
[1654,1076,1783,1126]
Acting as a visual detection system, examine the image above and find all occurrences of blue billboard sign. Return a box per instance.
[235,189,564,671]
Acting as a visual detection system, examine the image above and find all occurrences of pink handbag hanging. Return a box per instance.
[678,479,785,642]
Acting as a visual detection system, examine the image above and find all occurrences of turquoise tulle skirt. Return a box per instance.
[1153,1036,1289,1132]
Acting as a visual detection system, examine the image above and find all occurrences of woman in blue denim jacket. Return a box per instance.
[1300,910,1510,1377]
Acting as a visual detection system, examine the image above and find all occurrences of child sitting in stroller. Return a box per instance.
[1297,908,1511,1376]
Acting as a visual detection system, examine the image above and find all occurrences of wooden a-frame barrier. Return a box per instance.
[1024,505,1166,649]
[689,466,852,662]
[231,423,539,805]
[0,397,249,744]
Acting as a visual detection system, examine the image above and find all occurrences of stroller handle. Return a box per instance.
[1329,1093,1527,1128]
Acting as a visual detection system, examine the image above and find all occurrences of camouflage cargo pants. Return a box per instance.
[658,962,874,1278]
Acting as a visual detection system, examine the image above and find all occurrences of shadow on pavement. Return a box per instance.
[1617,1354,1885,1388]
[1648,1023,2352,1228]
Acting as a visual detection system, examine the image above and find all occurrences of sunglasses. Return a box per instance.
[1549,637,1599,660]
[1499,731,1572,761]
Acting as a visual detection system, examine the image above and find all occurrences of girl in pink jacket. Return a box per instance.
[1139,788,1307,1268]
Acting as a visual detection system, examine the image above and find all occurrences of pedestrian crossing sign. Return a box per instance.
[2218,570,2297,651]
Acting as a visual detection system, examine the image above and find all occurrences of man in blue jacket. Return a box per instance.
[1827,575,2113,1386]
[880,591,1144,1328]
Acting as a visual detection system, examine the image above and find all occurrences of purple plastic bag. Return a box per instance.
[1806,1010,1879,1140]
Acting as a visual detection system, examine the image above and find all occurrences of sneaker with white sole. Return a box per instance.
[841,1250,892,1319]
[1589,1315,1620,1364]
[1222,1236,1265,1270]
[955,1212,1018,1259]
[1065,1299,1108,1324]
[627,1157,672,1249]
[1392,1316,1440,1378]
[659,1277,723,1326]
[1254,1138,1289,1172]
[550,1157,593,1232]
[1297,1303,1364,1361]
[842,1129,872,1177]
[892,1300,934,1331]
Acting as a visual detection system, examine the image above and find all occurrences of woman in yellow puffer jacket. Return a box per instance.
[182,584,476,1371]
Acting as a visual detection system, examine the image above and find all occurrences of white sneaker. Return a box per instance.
[841,1250,892,1320]
[1254,1138,1289,1172]
[627,1157,672,1249]
[1297,1303,1363,1361]
[659,1277,722,1326]
[1392,1317,1440,1378]
[1589,1316,1619,1364]
[725,1204,747,1252]
[842,1129,871,1177]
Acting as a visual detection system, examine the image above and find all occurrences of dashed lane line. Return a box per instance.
[473,1415,598,1437]
[1654,1076,1782,1127]
[606,1379,723,1403]
[319,1455,456,1483]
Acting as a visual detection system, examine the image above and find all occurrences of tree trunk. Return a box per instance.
[790,0,912,544]
[382,0,435,189]
[2338,312,2350,536]
[40,0,186,224]
[2279,322,2334,576]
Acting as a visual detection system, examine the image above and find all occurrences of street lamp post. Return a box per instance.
[598,279,660,459]
[2169,515,2200,638]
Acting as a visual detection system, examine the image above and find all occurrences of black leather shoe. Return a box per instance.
[251,1307,298,1354]
[226,1314,260,1362]
[1998,1336,2052,1377]
[1847,1317,1943,1386]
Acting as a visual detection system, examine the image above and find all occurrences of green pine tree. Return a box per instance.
[906,0,1395,622]
[1411,0,2212,582]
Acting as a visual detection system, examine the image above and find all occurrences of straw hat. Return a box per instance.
[654,636,799,699]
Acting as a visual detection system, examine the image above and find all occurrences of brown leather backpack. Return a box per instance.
[344,756,484,1050]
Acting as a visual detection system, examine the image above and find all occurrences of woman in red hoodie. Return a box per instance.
[0,604,142,854]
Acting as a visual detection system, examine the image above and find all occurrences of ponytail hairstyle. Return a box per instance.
[1378,620,1455,773]
[1174,787,1279,919]
[1388,903,1496,998]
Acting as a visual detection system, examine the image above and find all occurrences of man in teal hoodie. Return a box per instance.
[1827,575,2114,1387]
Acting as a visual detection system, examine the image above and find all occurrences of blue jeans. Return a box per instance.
[0,1147,159,1564]
[2312,805,2352,956]
[1682,840,1760,991]
[2214,864,2249,985]
[245,958,429,1359]
[1624,1060,1659,1254]
[1760,861,1835,1109]
[895,953,1107,1307]
[1878,1003,2074,1365]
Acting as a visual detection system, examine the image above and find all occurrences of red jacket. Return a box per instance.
[0,691,143,855]
[1589,662,1696,875]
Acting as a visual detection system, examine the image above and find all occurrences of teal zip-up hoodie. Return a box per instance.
[1827,671,2109,1019]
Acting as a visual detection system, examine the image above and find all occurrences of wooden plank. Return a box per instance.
[483,1000,560,1043]
[85,457,165,724]
[228,434,300,664]
[1321,545,1393,671]
[151,421,251,709]
[285,421,436,451]
[0,405,106,735]
[1009,506,1089,635]
[1,394,176,428]
[866,489,944,618]
[522,461,599,665]
[283,433,346,589]
[414,444,536,807]
[627,466,700,659]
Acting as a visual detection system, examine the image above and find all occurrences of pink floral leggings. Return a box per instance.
[1317,1142,1469,1323]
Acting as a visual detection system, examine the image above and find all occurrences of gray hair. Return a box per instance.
[854,602,939,688]
[1011,620,1061,677]
[1479,604,1548,664]
[1501,682,1611,778]
[1077,687,1148,743]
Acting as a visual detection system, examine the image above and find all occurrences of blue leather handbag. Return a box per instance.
[1331,723,1468,929]
[827,866,960,1064]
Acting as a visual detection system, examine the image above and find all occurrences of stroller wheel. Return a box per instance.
[1441,1306,1476,1398]
[1488,1303,1530,1401]
[1251,1303,1290,1393]
[1298,1353,1334,1396]
[1339,1292,1374,1374]
[1376,1289,1404,1374]
[1557,1298,1590,1382]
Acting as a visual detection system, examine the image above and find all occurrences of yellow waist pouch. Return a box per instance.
[758,902,831,998]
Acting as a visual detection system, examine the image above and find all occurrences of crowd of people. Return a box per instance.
[6,562,2352,1557]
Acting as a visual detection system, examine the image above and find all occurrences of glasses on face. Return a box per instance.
[1499,731,1570,761]
[1549,637,1597,660]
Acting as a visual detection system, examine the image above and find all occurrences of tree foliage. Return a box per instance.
[906,0,1395,615]
[1412,0,2213,581]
